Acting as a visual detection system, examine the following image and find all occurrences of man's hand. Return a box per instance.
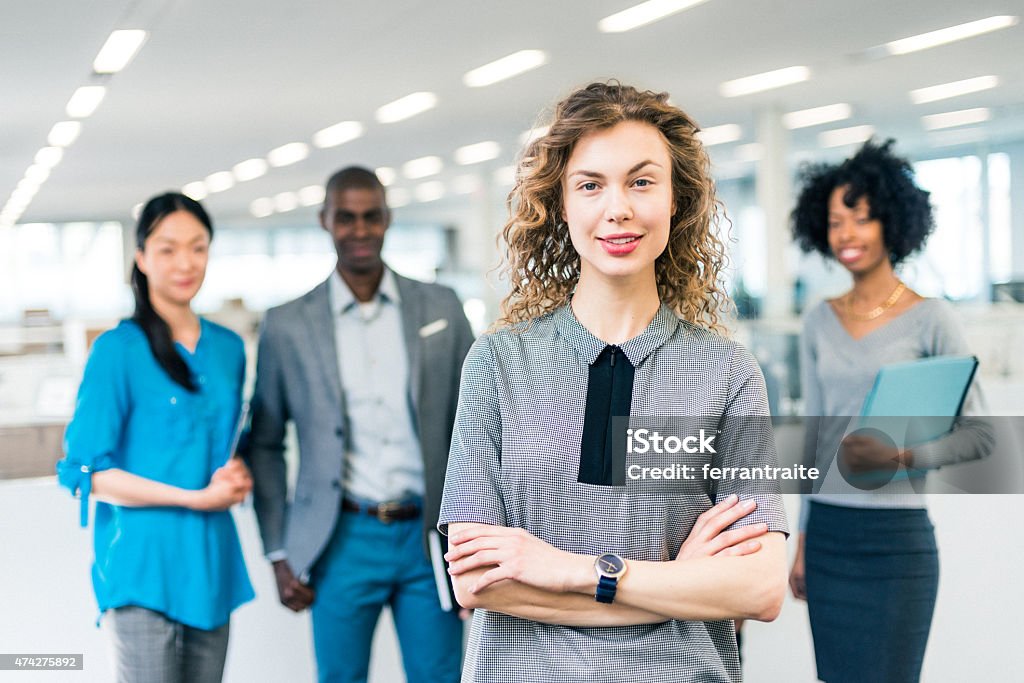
[789,533,807,601]
[677,494,767,560]
[272,559,315,612]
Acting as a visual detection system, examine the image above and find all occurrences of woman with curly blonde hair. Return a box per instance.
[439,82,789,682]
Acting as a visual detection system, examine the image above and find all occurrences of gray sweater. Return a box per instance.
[798,298,990,530]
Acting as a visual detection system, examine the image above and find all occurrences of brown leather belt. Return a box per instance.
[341,497,421,523]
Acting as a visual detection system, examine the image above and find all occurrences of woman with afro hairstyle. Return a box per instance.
[437,82,790,682]
[789,139,992,682]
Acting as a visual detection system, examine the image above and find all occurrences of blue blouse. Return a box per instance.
[57,318,254,630]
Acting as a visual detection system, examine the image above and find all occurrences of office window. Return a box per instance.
[910,156,984,299]
[0,222,127,322]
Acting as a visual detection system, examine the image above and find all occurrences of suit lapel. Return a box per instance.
[395,274,422,413]
[303,280,345,413]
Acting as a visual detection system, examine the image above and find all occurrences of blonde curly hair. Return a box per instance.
[497,82,731,332]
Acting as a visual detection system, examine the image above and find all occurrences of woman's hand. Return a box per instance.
[676,494,767,560]
[212,457,253,489]
[838,433,908,474]
[789,532,807,601]
[445,525,588,595]
[188,458,252,511]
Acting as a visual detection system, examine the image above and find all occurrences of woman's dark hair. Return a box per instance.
[130,192,213,391]
[791,138,934,266]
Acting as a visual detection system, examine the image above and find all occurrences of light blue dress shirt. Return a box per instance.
[329,269,425,502]
[57,318,254,630]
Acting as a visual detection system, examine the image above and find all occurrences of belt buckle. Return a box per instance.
[376,501,402,524]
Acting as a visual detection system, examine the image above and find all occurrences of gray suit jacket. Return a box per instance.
[246,270,475,581]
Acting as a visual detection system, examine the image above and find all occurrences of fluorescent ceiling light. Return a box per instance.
[598,0,710,33]
[719,66,811,97]
[375,92,438,124]
[93,30,147,74]
[520,125,550,145]
[696,124,742,146]
[921,107,991,130]
[267,142,309,167]
[463,50,547,87]
[455,141,501,165]
[204,171,235,193]
[388,188,411,208]
[909,75,999,104]
[783,103,852,129]
[16,177,42,193]
[250,198,274,218]
[24,165,51,184]
[47,121,82,147]
[375,167,397,186]
[232,158,268,182]
[414,181,445,203]
[928,127,988,148]
[273,192,298,212]
[312,121,364,148]
[11,184,39,202]
[818,124,875,148]
[34,147,64,168]
[298,185,325,207]
[453,175,482,194]
[885,16,1018,56]
[182,181,208,200]
[65,86,107,118]
[402,156,443,179]
[4,201,29,217]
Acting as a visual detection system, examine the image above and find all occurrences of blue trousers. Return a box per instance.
[309,507,462,683]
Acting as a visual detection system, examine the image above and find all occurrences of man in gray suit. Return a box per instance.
[246,166,474,683]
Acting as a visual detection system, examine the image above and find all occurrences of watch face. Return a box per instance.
[597,553,626,578]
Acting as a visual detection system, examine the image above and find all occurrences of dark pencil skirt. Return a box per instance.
[805,501,939,683]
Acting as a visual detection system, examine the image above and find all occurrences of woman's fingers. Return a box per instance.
[689,494,739,538]
[472,566,513,594]
[707,522,768,554]
[704,498,757,537]
[448,550,503,576]
[714,540,761,557]
[445,537,500,563]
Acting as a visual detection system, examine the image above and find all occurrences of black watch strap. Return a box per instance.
[596,574,618,603]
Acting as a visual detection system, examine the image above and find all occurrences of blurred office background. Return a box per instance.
[2,0,1023,680]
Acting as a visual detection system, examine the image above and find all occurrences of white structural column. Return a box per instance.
[456,174,505,329]
[1009,142,1024,279]
[755,107,792,318]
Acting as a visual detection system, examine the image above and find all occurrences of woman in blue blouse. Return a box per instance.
[57,192,254,683]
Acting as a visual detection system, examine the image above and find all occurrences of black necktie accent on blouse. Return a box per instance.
[578,345,635,487]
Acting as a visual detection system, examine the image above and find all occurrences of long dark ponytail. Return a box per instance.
[130,192,213,392]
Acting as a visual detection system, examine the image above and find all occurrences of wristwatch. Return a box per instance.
[594,552,628,604]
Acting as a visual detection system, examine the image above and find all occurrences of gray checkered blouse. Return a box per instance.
[440,303,789,682]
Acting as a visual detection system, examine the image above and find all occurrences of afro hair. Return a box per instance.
[791,139,934,266]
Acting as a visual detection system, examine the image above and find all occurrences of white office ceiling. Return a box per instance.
[3,0,1023,227]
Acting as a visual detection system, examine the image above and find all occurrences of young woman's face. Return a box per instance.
[135,209,210,308]
[561,120,675,284]
[827,185,889,275]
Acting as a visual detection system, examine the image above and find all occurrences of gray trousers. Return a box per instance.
[107,606,230,683]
